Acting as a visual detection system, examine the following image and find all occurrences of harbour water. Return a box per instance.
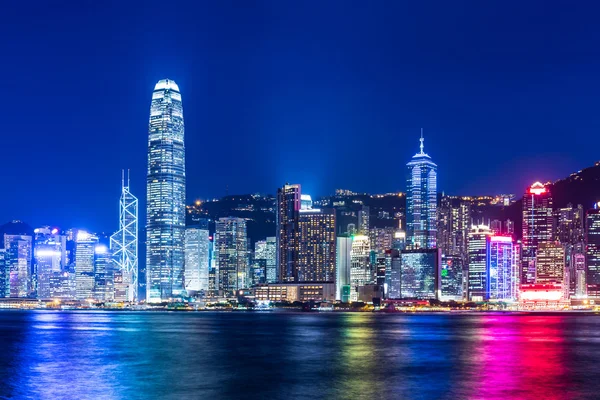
[1,311,599,399]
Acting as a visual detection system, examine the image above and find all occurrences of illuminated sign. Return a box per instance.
[529,182,547,195]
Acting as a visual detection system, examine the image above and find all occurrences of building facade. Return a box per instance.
[406,132,437,249]
[296,209,336,282]
[146,79,186,303]
[215,218,248,295]
[522,182,553,285]
[586,205,600,298]
[184,227,210,294]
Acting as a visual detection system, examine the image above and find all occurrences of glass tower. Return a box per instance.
[406,131,437,249]
[146,79,186,303]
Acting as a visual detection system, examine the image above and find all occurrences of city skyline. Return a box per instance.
[3,2,600,232]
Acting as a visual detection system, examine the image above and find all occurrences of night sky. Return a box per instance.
[1,1,599,232]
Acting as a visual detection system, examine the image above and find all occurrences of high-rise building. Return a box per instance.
[336,236,352,301]
[535,241,567,299]
[277,184,300,282]
[75,231,97,300]
[440,254,463,301]
[0,249,6,297]
[110,171,139,302]
[505,219,515,236]
[556,203,585,245]
[399,249,441,299]
[350,235,371,301]
[4,234,33,298]
[255,237,276,284]
[93,244,113,301]
[586,205,600,298]
[184,227,210,294]
[358,206,370,234]
[406,131,437,249]
[437,196,471,263]
[296,208,336,282]
[467,224,493,301]
[574,253,587,298]
[146,79,186,303]
[215,218,248,295]
[386,249,402,299]
[522,182,553,285]
[34,227,65,300]
[490,220,502,235]
[487,236,516,301]
[369,227,394,256]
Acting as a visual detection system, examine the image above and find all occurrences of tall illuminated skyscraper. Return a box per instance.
[586,204,600,298]
[146,79,186,303]
[215,217,248,295]
[110,171,138,302]
[522,182,553,284]
[75,231,97,300]
[277,184,300,282]
[297,208,336,282]
[406,130,437,249]
[467,224,493,301]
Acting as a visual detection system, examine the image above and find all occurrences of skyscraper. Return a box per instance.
[110,171,139,302]
[34,227,65,300]
[215,217,248,295]
[399,249,441,299]
[184,227,210,294]
[536,242,567,299]
[255,237,277,284]
[336,236,352,301]
[437,196,471,263]
[467,224,493,301]
[350,235,371,301]
[146,79,186,303]
[296,208,336,282]
[75,231,97,300]
[93,244,113,301]
[406,131,437,249]
[4,234,33,298]
[487,236,516,301]
[277,184,300,282]
[522,182,553,285]
[586,205,600,298]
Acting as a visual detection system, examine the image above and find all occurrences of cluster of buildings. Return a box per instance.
[1,79,599,311]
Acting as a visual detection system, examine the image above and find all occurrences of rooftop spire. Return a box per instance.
[419,128,424,154]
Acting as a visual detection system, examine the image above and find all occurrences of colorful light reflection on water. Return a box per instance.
[1,311,600,399]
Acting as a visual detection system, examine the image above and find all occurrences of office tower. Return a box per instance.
[490,220,502,235]
[277,184,300,282]
[350,235,371,301]
[386,249,402,299]
[406,131,437,249]
[535,242,565,283]
[146,79,186,303]
[93,244,113,301]
[300,194,313,210]
[574,253,586,298]
[34,227,65,300]
[0,250,6,297]
[522,182,553,285]
[440,254,463,301]
[75,231,97,300]
[438,196,471,262]
[487,236,516,301]
[215,218,248,295]
[369,227,394,255]
[536,242,567,299]
[467,224,493,301]
[358,206,370,234]
[297,208,336,282]
[556,203,585,245]
[347,223,357,235]
[586,205,600,297]
[399,249,441,299]
[375,256,386,288]
[392,229,407,251]
[184,227,210,294]
[4,234,33,298]
[336,236,352,301]
[255,237,276,283]
[110,171,139,302]
[505,219,514,236]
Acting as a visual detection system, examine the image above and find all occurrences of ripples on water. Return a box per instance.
[0,311,599,399]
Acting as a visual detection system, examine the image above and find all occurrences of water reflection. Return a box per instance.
[1,311,600,399]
